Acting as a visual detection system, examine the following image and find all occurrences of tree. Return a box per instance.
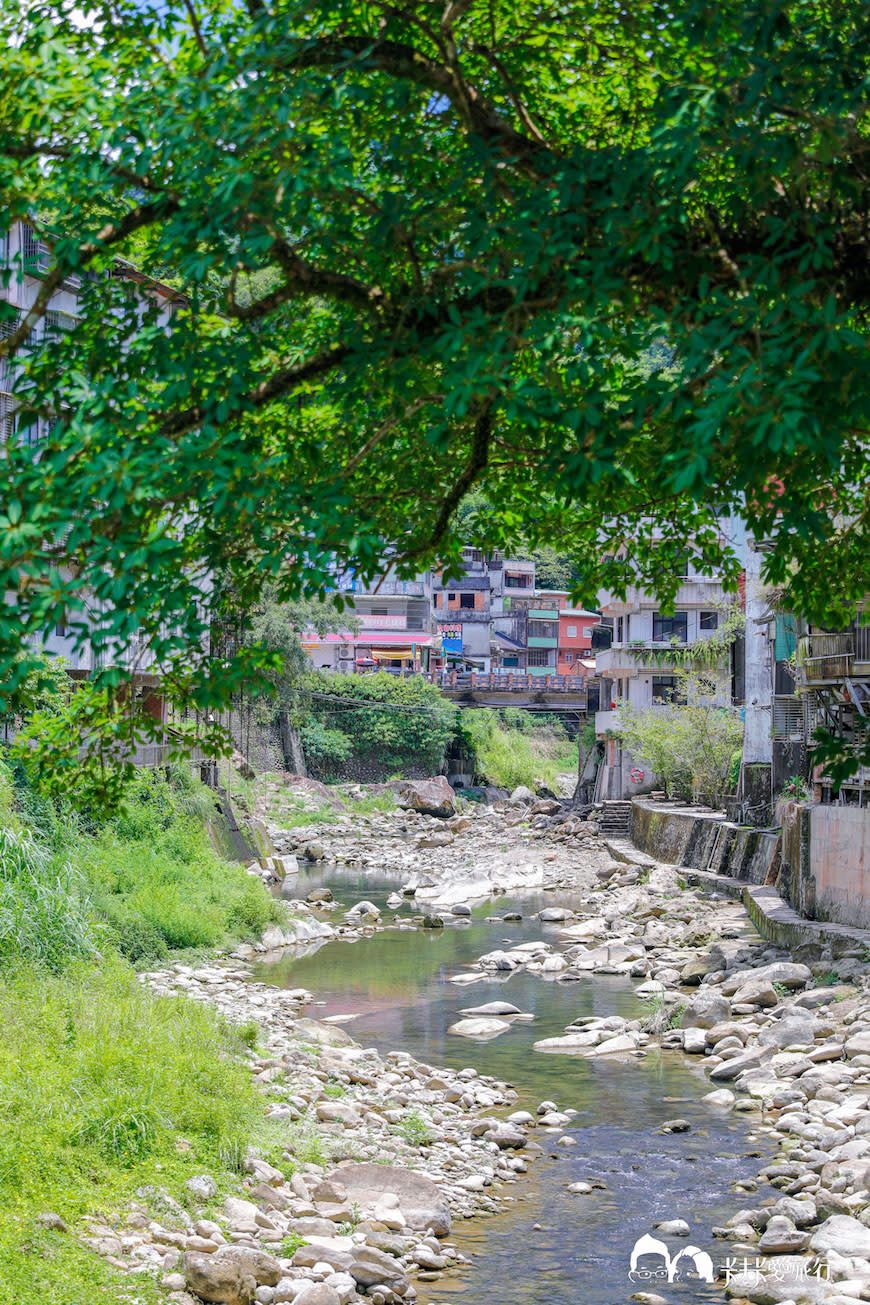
[617,664,745,805]
[2,0,869,791]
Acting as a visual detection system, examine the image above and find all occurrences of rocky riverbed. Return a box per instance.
[78,780,870,1304]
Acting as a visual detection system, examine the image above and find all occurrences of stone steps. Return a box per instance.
[598,801,632,834]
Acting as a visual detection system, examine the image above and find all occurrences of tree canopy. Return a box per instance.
[2,0,869,748]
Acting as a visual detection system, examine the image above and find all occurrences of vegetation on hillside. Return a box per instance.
[300,672,458,781]
[459,709,578,793]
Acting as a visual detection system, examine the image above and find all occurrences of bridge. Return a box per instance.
[422,671,589,711]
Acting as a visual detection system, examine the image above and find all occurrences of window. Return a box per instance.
[616,616,624,642]
[565,650,574,664]
[700,611,719,631]
[370,606,388,616]
[528,648,551,666]
[566,624,577,637]
[652,675,686,704]
[447,592,456,602]
[502,656,519,668]
[653,611,688,642]
[460,593,475,609]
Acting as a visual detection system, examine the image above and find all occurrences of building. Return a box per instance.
[593,556,732,798]
[557,606,597,675]
[304,570,435,673]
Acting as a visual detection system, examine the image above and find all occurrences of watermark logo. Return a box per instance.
[628,1234,830,1287]
[628,1235,714,1283]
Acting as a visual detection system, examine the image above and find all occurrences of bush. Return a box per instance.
[82,771,279,954]
[302,672,457,779]
[459,709,578,790]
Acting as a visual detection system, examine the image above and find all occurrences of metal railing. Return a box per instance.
[424,671,588,692]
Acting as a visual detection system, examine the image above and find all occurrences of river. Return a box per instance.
[255,864,774,1304]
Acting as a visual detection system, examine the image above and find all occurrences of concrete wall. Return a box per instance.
[629,798,779,883]
[781,802,870,930]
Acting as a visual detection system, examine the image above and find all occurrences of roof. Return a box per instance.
[494,631,525,649]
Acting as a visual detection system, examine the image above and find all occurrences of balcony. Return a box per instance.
[798,633,854,685]
[595,709,622,735]
[347,579,425,597]
[594,640,722,675]
[527,636,558,649]
[528,608,559,621]
[597,579,726,611]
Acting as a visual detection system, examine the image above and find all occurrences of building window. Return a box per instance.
[460,593,475,609]
[505,572,531,588]
[652,675,686,704]
[565,651,574,664]
[502,656,519,668]
[653,611,688,642]
[528,649,551,666]
[700,610,719,631]
[616,616,624,642]
[447,592,456,602]
[566,624,577,637]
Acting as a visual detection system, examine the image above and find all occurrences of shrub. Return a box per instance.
[459,709,577,790]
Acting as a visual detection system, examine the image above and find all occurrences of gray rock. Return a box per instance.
[679,989,731,1030]
[509,785,535,804]
[460,1001,523,1017]
[349,1245,409,1291]
[292,1286,341,1305]
[181,1250,256,1305]
[185,1174,218,1202]
[709,1045,775,1081]
[393,777,457,818]
[326,1162,451,1236]
[448,1017,512,1039]
[809,1214,870,1258]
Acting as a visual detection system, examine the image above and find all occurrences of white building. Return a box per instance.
[593,559,732,799]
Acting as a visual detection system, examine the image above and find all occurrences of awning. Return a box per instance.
[360,632,432,647]
[494,631,525,649]
[371,648,414,661]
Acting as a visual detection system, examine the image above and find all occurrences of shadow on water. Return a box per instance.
[255,865,773,1304]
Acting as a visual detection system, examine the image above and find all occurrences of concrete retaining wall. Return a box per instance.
[629,798,779,883]
[780,801,870,930]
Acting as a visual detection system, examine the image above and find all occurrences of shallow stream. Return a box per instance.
[256,866,773,1305]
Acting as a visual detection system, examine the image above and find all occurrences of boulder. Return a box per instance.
[181,1251,256,1305]
[509,785,535,804]
[293,1286,341,1305]
[709,1045,776,1081]
[459,1001,523,1017]
[731,978,779,1008]
[349,1245,409,1292]
[679,990,731,1030]
[809,1214,870,1259]
[392,777,457,818]
[326,1162,451,1237]
[294,1019,358,1048]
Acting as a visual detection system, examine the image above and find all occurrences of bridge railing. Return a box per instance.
[423,671,588,692]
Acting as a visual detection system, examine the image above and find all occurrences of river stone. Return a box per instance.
[732,978,779,1008]
[844,1032,870,1058]
[509,785,535,804]
[448,1017,512,1039]
[347,900,380,918]
[325,1163,451,1237]
[682,1027,707,1055]
[539,907,572,922]
[757,1216,810,1254]
[451,903,472,916]
[460,1001,523,1017]
[810,1214,870,1258]
[392,777,456,818]
[588,1033,639,1057]
[181,1251,256,1305]
[294,1019,358,1048]
[349,1245,409,1291]
[680,958,710,986]
[703,1088,736,1107]
[533,1030,600,1054]
[214,1248,281,1287]
[679,990,731,1029]
[758,1017,818,1049]
[723,962,813,994]
[709,1045,776,1081]
[186,1174,218,1201]
[292,1286,341,1305]
[421,914,445,929]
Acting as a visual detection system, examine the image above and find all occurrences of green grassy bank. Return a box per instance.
[0,760,278,1303]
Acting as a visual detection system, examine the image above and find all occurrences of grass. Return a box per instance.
[393,1108,434,1148]
[0,760,288,1302]
[462,709,578,791]
[80,769,283,961]
[0,958,261,1304]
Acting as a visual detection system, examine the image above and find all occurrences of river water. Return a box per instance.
[256,865,773,1304]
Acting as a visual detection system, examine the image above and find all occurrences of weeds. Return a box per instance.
[394,1109,434,1148]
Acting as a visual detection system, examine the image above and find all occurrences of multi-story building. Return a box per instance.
[557,605,597,675]
[593,556,732,798]
[304,569,435,672]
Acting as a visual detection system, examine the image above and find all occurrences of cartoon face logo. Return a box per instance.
[628,1234,715,1284]
[670,1246,714,1283]
[628,1234,671,1282]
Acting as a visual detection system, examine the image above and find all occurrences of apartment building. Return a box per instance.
[303,570,435,672]
[593,556,732,798]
